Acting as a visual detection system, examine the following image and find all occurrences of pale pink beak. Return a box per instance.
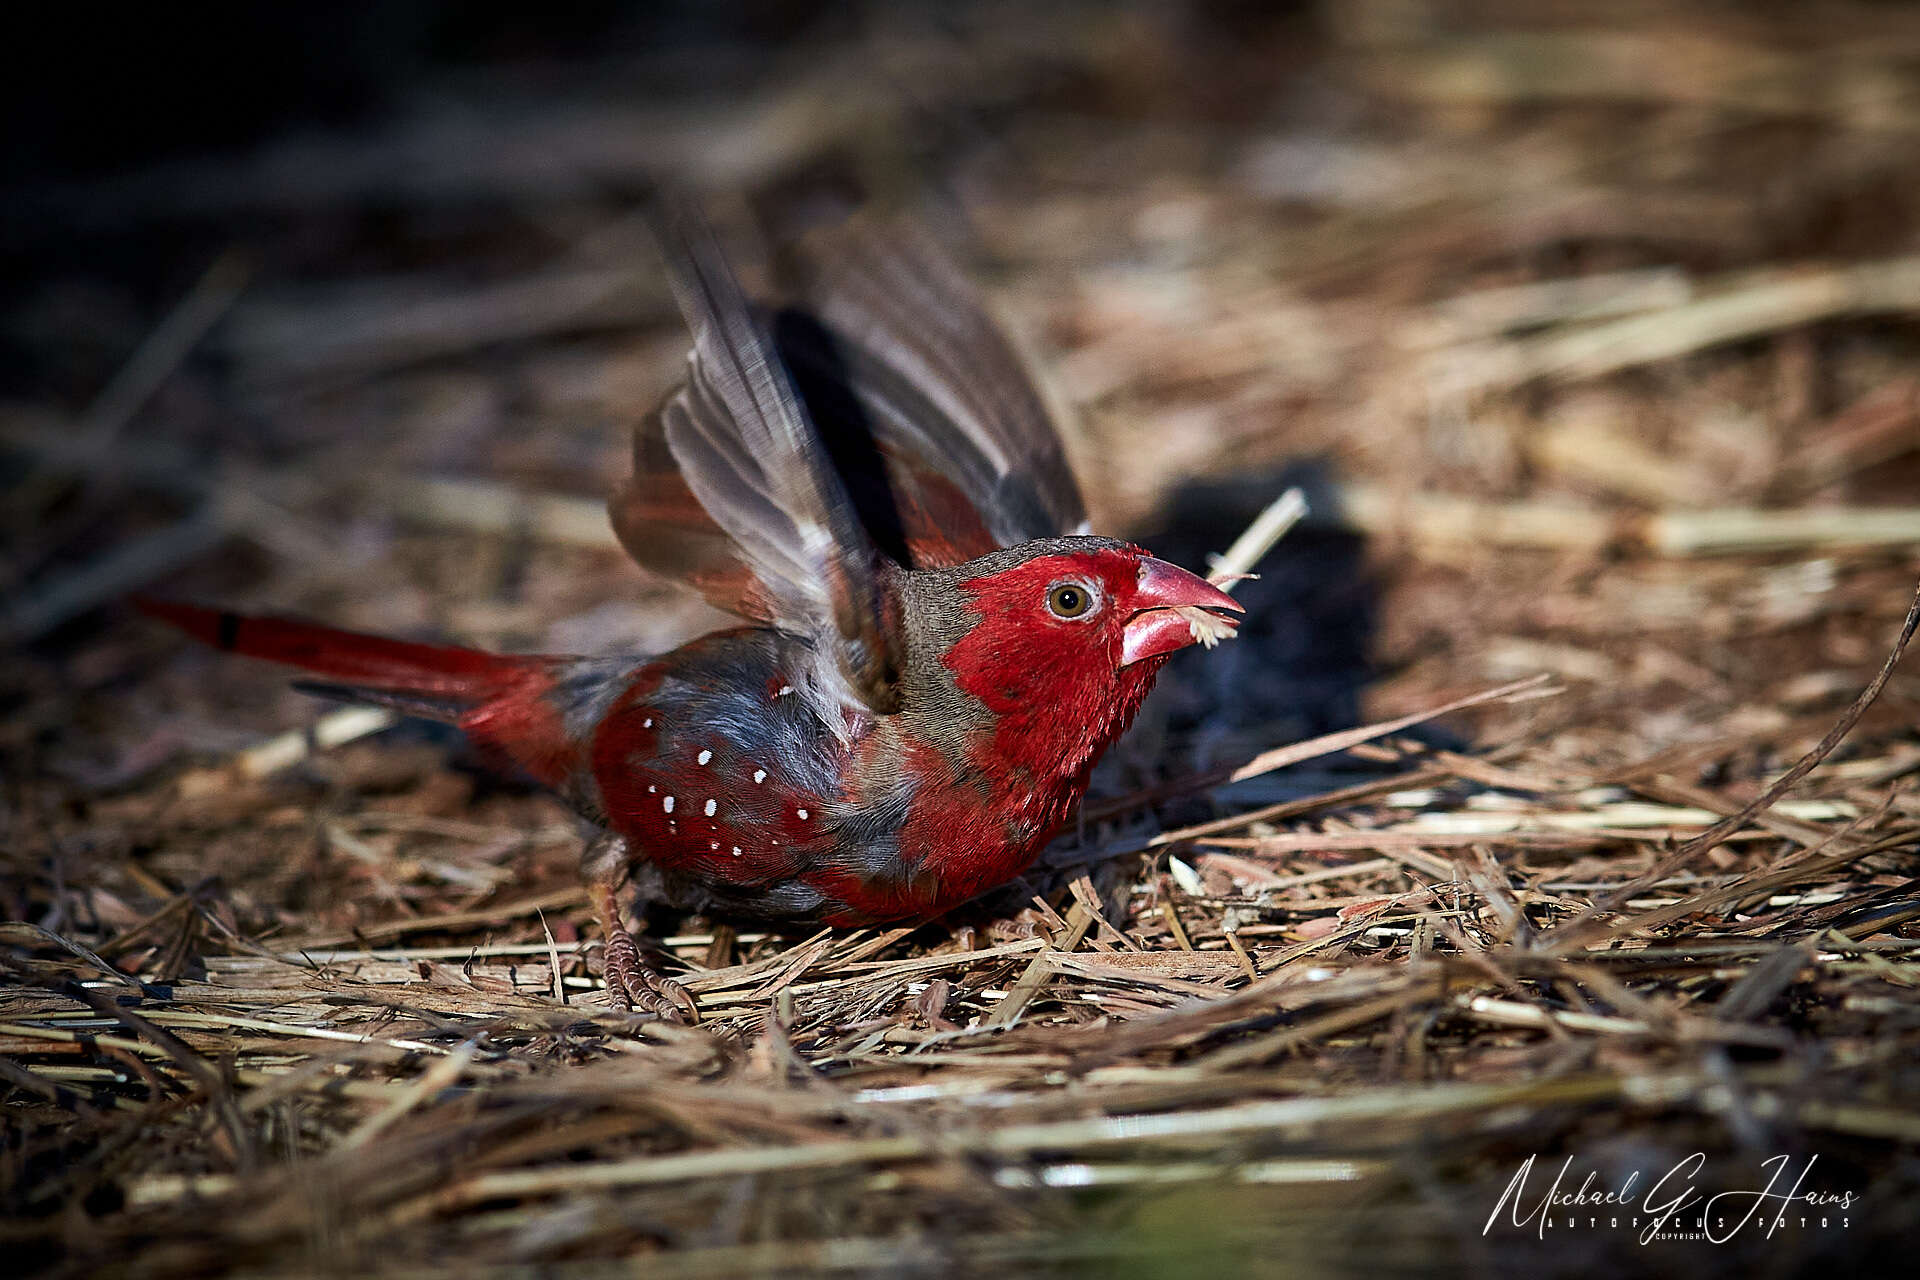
[1119,558,1245,666]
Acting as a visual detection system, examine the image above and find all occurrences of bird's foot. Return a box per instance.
[602,924,697,1021]
[590,874,697,1023]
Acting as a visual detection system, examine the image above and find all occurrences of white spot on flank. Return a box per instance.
[776,685,793,697]
[731,846,742,857]
[704,798,718,817]
[647,785,656,793]
[796,808,809,820]
[697,749,712,765]
[662,795,675,813]
[710,840,720,851]
[753,769,767,784]
[643,717,653,728]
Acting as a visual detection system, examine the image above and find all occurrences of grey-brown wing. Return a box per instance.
[779,217,1088,548]
[640,204,904,719]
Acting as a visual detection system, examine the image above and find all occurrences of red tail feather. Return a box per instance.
[135,598,588,787]
[135,598,544,693]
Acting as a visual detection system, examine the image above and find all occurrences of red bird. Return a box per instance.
[143,209,1242,1018]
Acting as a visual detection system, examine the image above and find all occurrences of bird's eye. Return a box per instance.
[1047,582,1095,619]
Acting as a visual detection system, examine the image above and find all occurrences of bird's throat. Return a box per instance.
[944,655,1162,831]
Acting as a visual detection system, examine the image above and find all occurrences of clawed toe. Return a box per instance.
[609,955,697,1022]
[590,872,698,1023]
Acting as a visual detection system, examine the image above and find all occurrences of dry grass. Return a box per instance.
[6,3,1920,1275]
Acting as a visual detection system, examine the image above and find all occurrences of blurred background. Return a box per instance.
[5,3,1920,1274]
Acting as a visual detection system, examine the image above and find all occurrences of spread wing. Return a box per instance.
[781,216,1087,553]
[628,204,904,720]
[612,211,1086,623]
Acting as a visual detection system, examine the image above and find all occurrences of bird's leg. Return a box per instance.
[584,835,697,1022]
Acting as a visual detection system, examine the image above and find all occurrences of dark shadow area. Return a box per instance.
[1124,460,1436,805]
[1139,462,1374,741]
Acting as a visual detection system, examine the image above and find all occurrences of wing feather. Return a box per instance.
[643,205,903,720]
[784,217,1087,545]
